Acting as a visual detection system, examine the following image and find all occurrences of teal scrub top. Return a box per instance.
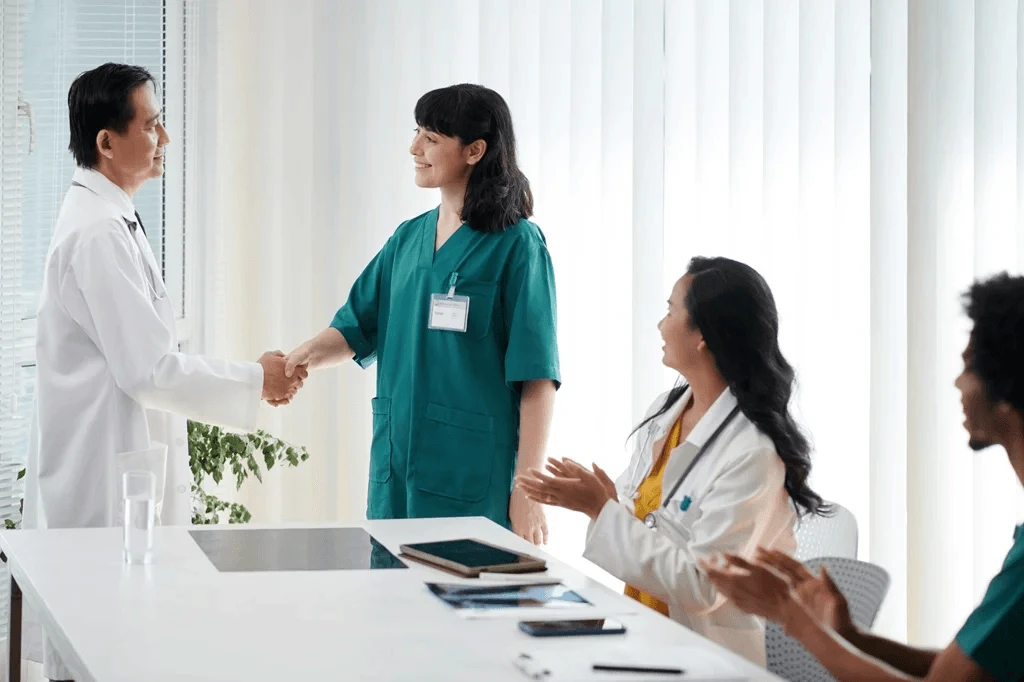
[331,208,561,527]
[955,523,1024,681]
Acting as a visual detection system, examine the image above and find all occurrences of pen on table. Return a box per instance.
[592,663,684,675]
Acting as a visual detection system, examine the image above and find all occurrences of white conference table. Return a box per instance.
[0,517,780,681]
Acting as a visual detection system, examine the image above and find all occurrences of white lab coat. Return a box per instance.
[583,386,797,666]
[21,168,264,679]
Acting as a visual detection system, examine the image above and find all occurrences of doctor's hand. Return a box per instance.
[259,351,307,406]
[515,459,618,520]
[752,548,855,638]
[509,487,548,545]
[549,458,618,502]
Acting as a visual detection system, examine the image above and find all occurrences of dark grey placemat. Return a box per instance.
[188,527,407,572]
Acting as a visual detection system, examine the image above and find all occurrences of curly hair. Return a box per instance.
[964,273,1024,412]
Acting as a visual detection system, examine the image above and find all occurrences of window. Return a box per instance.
[0,0,187,643]
[20,1,169,319]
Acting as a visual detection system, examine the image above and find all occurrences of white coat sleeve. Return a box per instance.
[612,460,634,503]
[583,446,787,613]
[61,221,263,431]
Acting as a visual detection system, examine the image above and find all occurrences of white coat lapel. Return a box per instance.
[625,387,693,496]
[130,223,169,301]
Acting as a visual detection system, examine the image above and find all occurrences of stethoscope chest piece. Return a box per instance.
[643,512,657,529]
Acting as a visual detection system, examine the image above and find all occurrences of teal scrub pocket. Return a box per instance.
[414,402,495,504]
[369,397,392,483]
[453,280,496,339]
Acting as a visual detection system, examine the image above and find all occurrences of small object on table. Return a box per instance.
[399,538,546,577]
[122,470,156,565]
[592,663,684,675]
[426,582,586,612]
[478,570,551,581]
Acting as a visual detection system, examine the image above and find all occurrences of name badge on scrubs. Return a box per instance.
[428,272,470,333]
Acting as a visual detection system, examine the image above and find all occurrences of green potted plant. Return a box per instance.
[188,421,310,524]
[4,422,309,529]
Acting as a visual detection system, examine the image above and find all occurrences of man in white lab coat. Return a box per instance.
[20,63,306,682]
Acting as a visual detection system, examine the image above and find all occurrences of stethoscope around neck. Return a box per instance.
[643,402,741,530]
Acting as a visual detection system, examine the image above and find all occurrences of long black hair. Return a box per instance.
[414,84,533,234]
[636,256,829,517]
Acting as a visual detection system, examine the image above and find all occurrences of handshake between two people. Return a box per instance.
[257,347,310,407]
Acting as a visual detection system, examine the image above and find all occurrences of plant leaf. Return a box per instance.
[184,421,308,526]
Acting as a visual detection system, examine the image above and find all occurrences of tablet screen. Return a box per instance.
[404,539,531,568]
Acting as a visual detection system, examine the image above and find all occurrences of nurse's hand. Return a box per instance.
[284,342,313,378]
[698,552,798,626]
[509,488,548,545]
[284,328,355,376]
[753,548,854,637]
[259,351,307,405]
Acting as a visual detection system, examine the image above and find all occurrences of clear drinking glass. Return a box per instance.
[122,471,156,564]
[116,443,167,523]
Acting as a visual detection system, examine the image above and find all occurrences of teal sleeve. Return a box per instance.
[954,528,1024,682]
[330,240,391,369]
[503,238,561,390]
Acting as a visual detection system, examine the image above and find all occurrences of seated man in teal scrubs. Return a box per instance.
[699,272,1024,682]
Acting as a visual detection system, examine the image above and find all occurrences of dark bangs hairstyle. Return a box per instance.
[414,84,533,233]
[635,256,830,517]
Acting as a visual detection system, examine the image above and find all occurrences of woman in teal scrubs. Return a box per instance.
[285,84,560,544]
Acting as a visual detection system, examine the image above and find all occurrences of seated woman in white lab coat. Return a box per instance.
[516,255,829,666]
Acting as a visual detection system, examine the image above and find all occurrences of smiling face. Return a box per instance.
[408,127,485,191]
[98,82,168,184]
[956,339,1004,452]
[657,276,708,376]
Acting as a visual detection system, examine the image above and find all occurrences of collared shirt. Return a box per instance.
[67,168,161,297]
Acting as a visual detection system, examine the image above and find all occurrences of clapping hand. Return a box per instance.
[748,548,855,636]
[697,552,796,625]
[697,548,854,637]
[514,458,618,520]
[258,350,308,406]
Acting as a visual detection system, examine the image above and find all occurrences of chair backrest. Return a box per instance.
[794,502,858,561]
[765,557,890,682]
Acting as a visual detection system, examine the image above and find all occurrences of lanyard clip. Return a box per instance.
[446,271,459,299]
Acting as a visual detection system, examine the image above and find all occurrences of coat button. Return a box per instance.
[177,485,187,494]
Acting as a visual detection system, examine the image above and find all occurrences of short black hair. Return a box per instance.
[67,63,156,168]
[964,272,1024,413]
